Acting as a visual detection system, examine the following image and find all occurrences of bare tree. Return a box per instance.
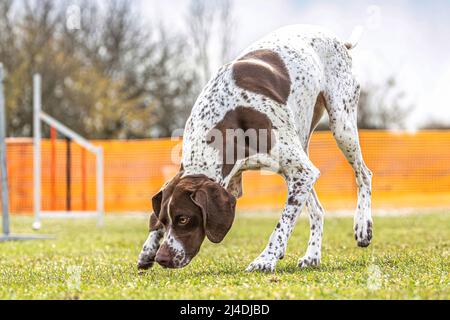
[421,120,450,130]
[146,27,197,137]
[0,0,199,138]
[0,0,65,136]
[187,0,235,86]
[187,0,215,85]
[0,1,16,67]
[218,0,235,63]
[357,77,414,129]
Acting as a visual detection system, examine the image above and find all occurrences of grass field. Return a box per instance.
[0,211,449,300]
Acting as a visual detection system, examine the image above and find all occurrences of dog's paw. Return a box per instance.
[298,256,321,269]
[246,256,277,273]
[137,251,156,270]
[137,262,154,270]
[355,219,373,248]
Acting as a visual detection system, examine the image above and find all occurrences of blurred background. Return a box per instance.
[1,0,450,215]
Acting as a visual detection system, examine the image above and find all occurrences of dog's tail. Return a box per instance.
[344,25,365,50]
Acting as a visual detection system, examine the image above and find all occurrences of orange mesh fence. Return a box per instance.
[3,131,450,214]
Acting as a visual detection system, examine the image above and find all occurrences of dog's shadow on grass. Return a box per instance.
[276,264,343,274]
[279,259,372,274]
[181,261,367,278]
[137,259,369,278]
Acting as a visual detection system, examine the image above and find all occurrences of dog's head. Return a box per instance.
[150,173,236,269]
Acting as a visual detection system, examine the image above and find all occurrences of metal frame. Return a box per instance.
[33,74,104,228]
[0,64,53,241]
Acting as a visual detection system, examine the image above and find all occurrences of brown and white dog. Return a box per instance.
[138,25,373,272]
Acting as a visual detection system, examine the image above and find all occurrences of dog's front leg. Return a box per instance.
[137,229,164,270]
[246,151,320,273]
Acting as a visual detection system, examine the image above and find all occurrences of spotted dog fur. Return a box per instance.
[138,25,373,272]
[137,229,165,269]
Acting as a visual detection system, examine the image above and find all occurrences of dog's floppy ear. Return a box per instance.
[148,190,164,232]
[152,170,185,218]
[192,180,237,243]
[151,190,163,218]
[149,212,163,231]
[150,170,184,228]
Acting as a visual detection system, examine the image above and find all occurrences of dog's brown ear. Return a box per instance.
[149,171,185,232]
[192,180,237,243]
[148,191,164,232]
[151,190,163,218]
[149,212,163,231]
[152,170,184,218]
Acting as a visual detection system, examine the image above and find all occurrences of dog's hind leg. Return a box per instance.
[297,94,327,268]
[324,75,373,248]
[298,189,324,268]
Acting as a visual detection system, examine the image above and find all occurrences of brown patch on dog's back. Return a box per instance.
[207,106,276,178]
[233,49,291,105]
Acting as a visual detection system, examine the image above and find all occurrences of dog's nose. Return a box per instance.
[155,250,172,268]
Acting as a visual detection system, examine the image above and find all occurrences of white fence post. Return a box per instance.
[33,74,42,230]
[0,68,53,241]
[32,73,104,227]
[0,64,10,236]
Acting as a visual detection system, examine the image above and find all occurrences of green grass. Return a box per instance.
[0,211,449,300]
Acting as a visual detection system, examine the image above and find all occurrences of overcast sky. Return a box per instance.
[139,0,450,129]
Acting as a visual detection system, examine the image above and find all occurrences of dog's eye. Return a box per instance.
[177,216,190,226]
